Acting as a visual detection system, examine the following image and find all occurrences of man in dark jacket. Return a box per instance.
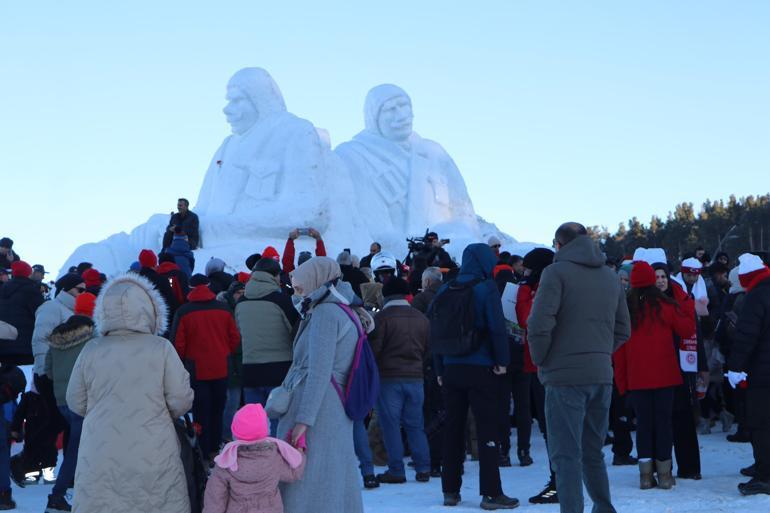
[0,261,44,365]
[727,253,770,495]
[527,223,631,513]
[0,238,20,271]
[412,267,442,314]
[137,249,179,334]
[337,251,370,299]
[370,278,431,484]
[158,253,191,307]
[171,274,240,459]
[163,198,200,250]
[360,242,382,270]
[431,243,517,509]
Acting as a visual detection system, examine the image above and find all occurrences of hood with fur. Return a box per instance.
[94,273,169,336]
[48,315,95,350]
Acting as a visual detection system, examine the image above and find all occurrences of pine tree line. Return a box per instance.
[587,194,770,263]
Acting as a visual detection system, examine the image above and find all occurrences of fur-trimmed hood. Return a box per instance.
[94,273,169,336]
[48,315,95,350]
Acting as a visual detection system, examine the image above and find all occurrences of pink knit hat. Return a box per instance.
[231,404,269,442]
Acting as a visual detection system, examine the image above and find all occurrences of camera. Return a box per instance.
[297,228,310,237]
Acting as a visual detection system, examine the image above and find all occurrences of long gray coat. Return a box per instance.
[66,273,194,513]
[277,282,364,513]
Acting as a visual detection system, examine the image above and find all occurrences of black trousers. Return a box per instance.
[747,387,770,481]
[424,367,445,468]
[192,378,228,457]
[630,387,675,461]
[672,382,701,476]
[442,365,503,497]
[496,372,513,455]
[19,374,66,470]
[610,386,634,457]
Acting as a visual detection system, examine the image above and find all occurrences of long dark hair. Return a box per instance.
[627,285,678,330]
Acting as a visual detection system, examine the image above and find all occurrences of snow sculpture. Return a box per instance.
[335,84,484,251]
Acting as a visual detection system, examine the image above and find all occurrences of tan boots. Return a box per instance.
[639,460,657,489]
[655,460,676,489]
[639,459,676,490]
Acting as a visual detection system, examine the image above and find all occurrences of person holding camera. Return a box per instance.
[407,232,456,295]
[282,228,327,274]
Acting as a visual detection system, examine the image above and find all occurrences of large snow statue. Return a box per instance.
[335,84,481,250]
[195,67,331,245]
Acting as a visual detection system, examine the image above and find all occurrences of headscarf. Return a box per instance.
[364,84,411,134]
[290,257,342,296]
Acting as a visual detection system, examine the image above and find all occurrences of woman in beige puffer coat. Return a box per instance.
[66,273,194,513]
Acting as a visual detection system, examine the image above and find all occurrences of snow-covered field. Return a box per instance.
[9,428,770,512]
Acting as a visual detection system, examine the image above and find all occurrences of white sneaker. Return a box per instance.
[42,467,56,484]
[23,471,40,486]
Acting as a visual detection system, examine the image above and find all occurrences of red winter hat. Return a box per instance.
[138,249,158,269]
[237,272,250,284]
[81,268,101,288]
[262,246,280,262]
[74,292,97,318]
[11,261,33,279]
[631,261,656,289]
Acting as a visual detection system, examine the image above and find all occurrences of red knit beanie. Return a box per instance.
[237,272,250,284]
[138,249,158,269]
[74,292,97,318]
[82,268,101,288]
[631,261,656,289]
[262,246,280,262]
[11,261,33,279]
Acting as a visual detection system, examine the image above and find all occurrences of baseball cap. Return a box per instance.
[32,264,48,275]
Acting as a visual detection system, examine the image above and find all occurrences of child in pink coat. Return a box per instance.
[203,404,306,513]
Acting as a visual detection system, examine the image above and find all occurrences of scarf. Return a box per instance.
[214,438,303,472]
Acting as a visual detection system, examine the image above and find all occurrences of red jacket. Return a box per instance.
[171,285,240,380]
[515,283,538,373]
[493,264,513,279]
[613,297,695,395]
[282,238,327,273]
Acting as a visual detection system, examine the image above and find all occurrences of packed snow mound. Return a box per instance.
[61,69,515,277]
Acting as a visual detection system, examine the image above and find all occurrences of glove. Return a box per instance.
[725,371,748,389]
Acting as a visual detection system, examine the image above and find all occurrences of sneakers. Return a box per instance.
[376,472,406,484]
[528,478,558,504]
[45,494,72,512]
[739,478,770,496]
[655,460,675,490]
[443,493,461,507]
[415,472,430,483]
[612,454,638,466]
[480,494,520,510]
[517,449,533,467]
[741,464,757,477]
[0,490,15,511]
[42,467,57,485]
[363,475,380,489]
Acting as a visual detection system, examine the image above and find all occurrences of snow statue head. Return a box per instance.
[223,67,287,135]
[364,84,414,143]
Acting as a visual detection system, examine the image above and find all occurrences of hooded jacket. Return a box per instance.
[235,271,299,387]
[45,315,95,406]
[432,243,509,372]
[0,277,44,364]
[164,237,195,278]
[31,290,76,375]
[527,235,631,386]
[171,285,240,381]
[66,273,193,513]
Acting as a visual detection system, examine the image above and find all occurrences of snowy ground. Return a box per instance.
[8,428,770,512]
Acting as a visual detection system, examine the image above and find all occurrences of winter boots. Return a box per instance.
[480,494,520,510]
[0,490,15,511]
[639,460,657,490]
[517,449,533,467]
[655,460,676,489]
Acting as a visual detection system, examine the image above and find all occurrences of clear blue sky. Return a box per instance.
[2,1,769,275]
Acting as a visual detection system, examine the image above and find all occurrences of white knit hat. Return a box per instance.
[488,236,502,247]
[681,257,703,274]
[632,248,647,262]
[738,253,765,276]
[644,248,667,266]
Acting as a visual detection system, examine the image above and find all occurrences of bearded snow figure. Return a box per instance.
[195,67,331,244]
[335,84,480,247]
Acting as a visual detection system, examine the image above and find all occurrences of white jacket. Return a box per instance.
[31,292,75,375]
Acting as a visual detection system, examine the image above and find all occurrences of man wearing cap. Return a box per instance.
[0,238,20,271]
[0,261,45,365]
[12,272,85,485]
[727,254,770,496]
[31,264,48,283]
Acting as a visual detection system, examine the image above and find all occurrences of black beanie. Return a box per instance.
[245,253,262,271]
[254,258,281,277]
[190,274,210,287]
[55,273,84,296]
[382,277,410,298]
[523,248,555,274]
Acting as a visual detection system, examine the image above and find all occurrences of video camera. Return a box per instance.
[406,229,449,253]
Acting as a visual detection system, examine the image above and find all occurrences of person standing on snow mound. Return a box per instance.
[527,222,631,513]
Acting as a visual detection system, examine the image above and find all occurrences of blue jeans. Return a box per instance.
[545,384,616,513]
[222,386,242,440]
[375,381,431,475]
[243,386,278,437]
[52,406,84,497]
[353,420,374,477]
[0,413,9,494]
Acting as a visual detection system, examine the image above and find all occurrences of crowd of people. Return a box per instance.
[0,210,769,513]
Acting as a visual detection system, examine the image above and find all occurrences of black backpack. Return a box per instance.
[429,278,481,356]
[175,414,208,513]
